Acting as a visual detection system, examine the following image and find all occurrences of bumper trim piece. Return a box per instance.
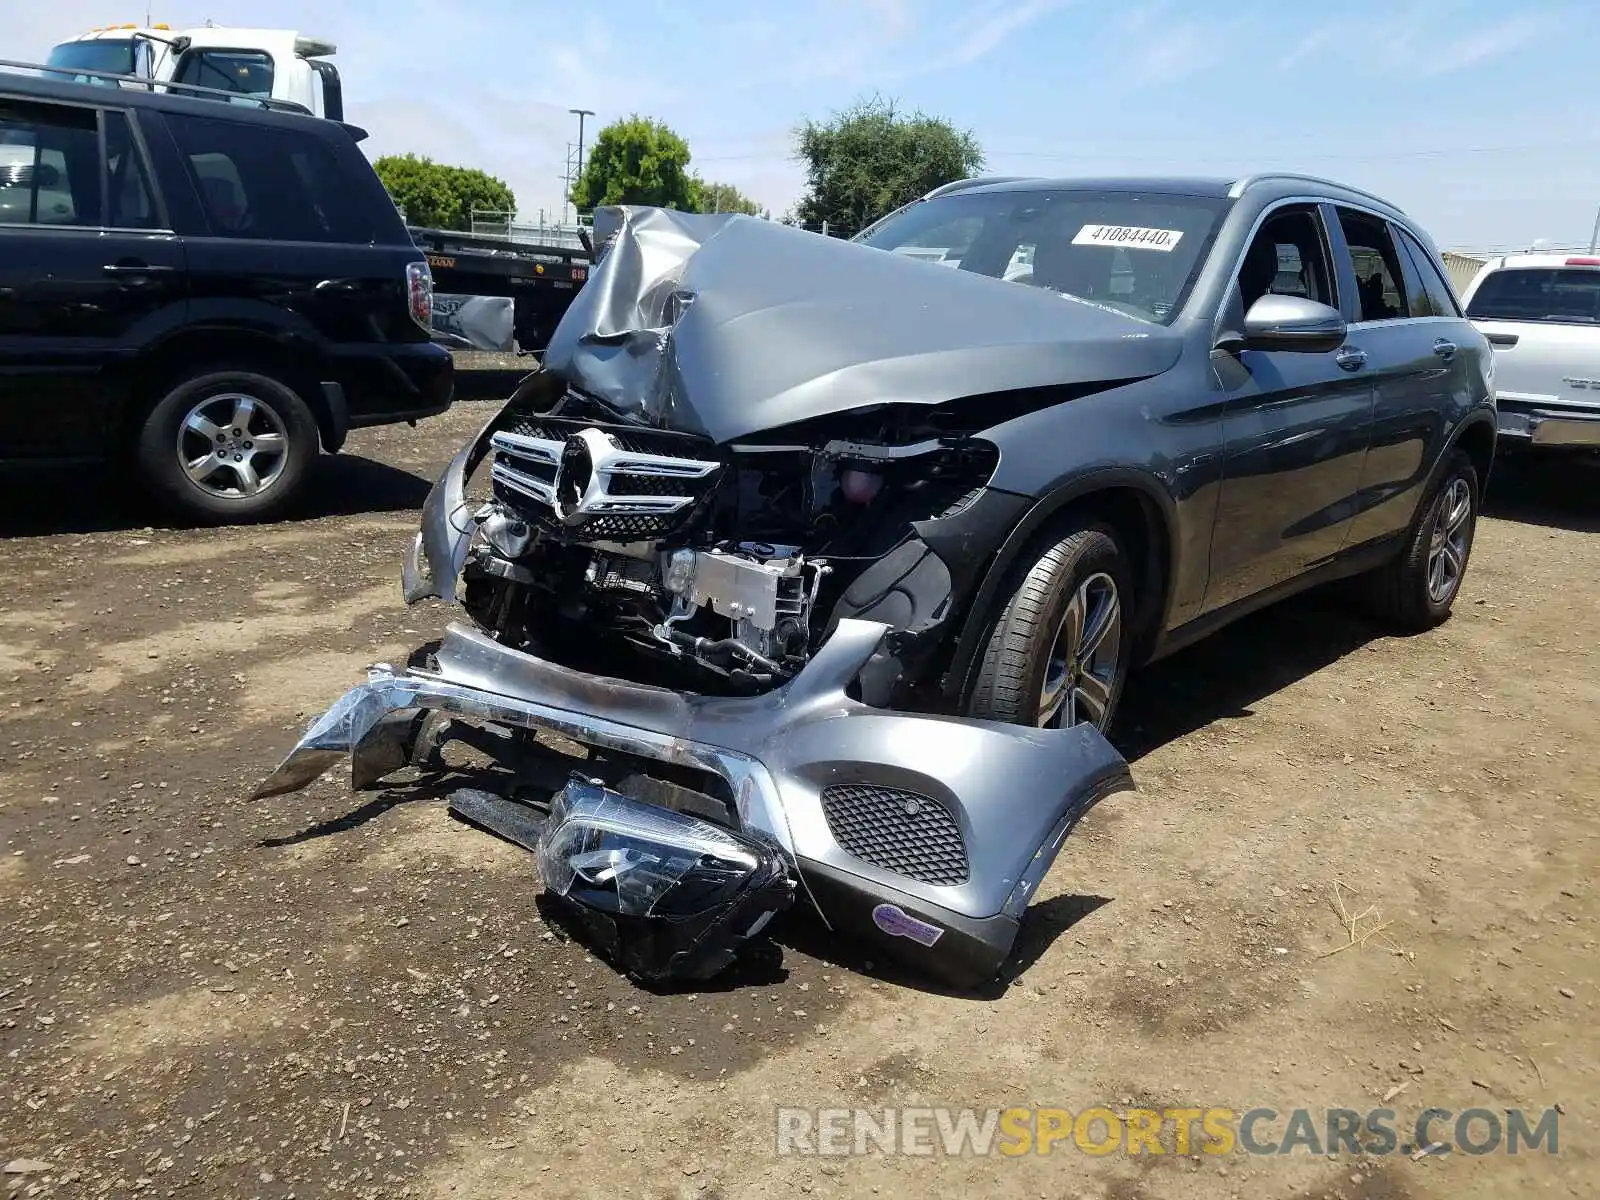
[1496,403,1600,449]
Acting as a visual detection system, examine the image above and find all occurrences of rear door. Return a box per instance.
[1342,218,1481,547]
[1204,202,1373,610]
[145,110,414,363]
[0,95,184,459]
[1465,264,1600,418]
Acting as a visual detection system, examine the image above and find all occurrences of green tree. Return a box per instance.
[570,116,696,212]
[373,153,516,230]
[793,95,984,235]
[689,176,763,216]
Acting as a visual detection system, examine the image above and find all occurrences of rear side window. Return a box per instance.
[1393,227,1459,318]
[0,99,99,226]
[1466,268,1600,325]
[164,113,375,243]
[1336,209,1408,322]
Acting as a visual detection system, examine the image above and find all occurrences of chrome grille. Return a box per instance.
[820,784,969,886]
[489,418,722,541]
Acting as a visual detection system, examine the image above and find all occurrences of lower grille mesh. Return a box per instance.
[820,784,969,886]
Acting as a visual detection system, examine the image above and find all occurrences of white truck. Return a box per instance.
[1461,253,1600,452]
[44,23,343,120]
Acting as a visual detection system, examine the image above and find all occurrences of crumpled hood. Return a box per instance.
[542,205,1183,444]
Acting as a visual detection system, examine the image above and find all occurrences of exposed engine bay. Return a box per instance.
[461,387,999,694]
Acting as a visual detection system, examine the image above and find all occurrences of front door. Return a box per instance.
[0,99,183,459]
[1204,203,1374,611]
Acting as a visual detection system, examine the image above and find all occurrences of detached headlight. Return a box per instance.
[536,776,794,981]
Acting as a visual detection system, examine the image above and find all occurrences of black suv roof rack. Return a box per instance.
[0,58,313,115]
[1229,172,1404,214]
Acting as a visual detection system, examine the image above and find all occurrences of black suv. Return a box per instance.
[0,69,453,522]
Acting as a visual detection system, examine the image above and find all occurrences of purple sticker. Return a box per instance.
[872,903,945,948]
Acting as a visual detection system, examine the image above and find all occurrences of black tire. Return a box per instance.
[965,522,1134,732]
[1356,449,1479,631]
[135,369,320,524]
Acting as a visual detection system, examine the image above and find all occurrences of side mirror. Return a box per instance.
[1239,294,1347,353]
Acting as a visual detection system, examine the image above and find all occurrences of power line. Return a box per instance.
[693,136,1600,167]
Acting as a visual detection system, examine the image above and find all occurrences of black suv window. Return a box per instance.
[1466,268,1600,324]
[1393,227,1459,318]
[164,113,374,243]
[1336,209,1407,322]
[103,110,160,230]
[0,100,100,226]
[1236,206,1336,312]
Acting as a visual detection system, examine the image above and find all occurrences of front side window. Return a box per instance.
[856,188,1229,324]
[1466,268,1600,325]
[0,100,99,226]
[1235,206,1337,312]
[1337,209,1408,323]
[172,49,275,98]
[165,113,371,243]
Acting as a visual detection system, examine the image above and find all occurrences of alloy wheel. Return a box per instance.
[1426,476,1473,604]
[1039,571,1122,730]
[176,392,290,499]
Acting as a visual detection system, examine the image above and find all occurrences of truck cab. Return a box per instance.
[165,28,342,120]
[43,24,176,83]
[45,24,342,120]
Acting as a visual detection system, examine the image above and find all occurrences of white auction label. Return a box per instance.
[1072,224,1183,251]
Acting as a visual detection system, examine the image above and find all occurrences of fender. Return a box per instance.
[940,466,1181,703]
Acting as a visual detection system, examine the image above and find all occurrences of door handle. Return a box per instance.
[1433,338,1458,359]
[1334,346,1367,372]
[1486,332,1519,348]
[103,262,176,275]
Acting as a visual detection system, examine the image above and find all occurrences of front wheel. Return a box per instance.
[1356,449,1479,631]
[965,523,1133,733]
[135,369,320,524]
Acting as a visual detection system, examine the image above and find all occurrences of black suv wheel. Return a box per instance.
[965,522,1133,733]
[135,369,320,524]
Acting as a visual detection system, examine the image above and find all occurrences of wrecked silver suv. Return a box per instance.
[256,179,1492,986]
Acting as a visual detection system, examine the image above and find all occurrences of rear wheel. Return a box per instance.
[1356,449,1479,630]
[135,369,320,524]
[965,523,1133,733]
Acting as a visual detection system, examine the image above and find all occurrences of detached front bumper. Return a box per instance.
[254,618,1132,988]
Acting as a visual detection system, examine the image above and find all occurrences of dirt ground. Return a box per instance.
[1,399,1596,1200]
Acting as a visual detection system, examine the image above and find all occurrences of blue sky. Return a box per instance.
[27,1,1600,249]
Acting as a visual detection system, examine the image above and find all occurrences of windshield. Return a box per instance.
[857,187,1230,324]
[45,39,136,79]
[1467,268,1600,325]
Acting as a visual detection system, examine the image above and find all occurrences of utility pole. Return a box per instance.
[569,108,594,224]
[1589,203,1600,254]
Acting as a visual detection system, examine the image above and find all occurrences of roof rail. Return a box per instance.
[0,58,313,114]
[1228,173,1404,213]
[922,175,1037,200]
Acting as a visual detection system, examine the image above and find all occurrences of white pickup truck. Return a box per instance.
[1461,253,1600,451]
